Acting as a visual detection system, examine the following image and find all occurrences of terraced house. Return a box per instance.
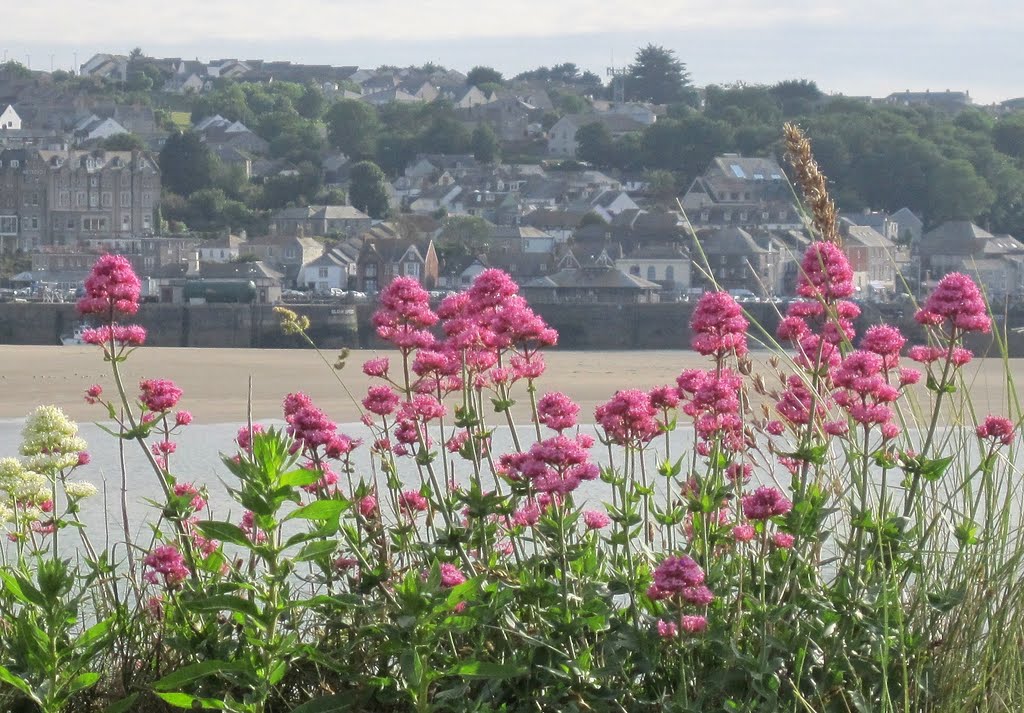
[0,148,161,250]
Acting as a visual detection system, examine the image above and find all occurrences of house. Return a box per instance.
[690,226,776,295]
[356,237,439,292]
[443,86,492,109]
[360,88,423,106]
[80,54,128,82]
[600,102,659,126]
[73,115,129,144]
[298,239,361,293]
[409,184,462,214]
[198,233,248,263]
[884,90,972,113]
[889,207,924,245]
[195,115,270,156]
[522,209,586,243]
[839,220,897,297]
[616,244,691,292]
[521,250,661,303]
[156,260,283,305]
[0,147,161,250]
[917,221,1024,295]
[238,235,324,284]
[680,154,805,231]
[0,105,22,130]
[270,205,372,238]
[455,96,536,142]
[574,190,640,222]
[547,114,647,157]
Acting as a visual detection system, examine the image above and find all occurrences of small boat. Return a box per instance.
[60,325,89,345]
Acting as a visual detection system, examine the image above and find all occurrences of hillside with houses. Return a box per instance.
[2,48,1024,329]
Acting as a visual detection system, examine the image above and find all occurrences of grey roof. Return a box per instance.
[523,266,660,290]
[562,113,647,133]
[694,227,766,255]
[709,155,788,182]
[923,221,994,245]
[522,208,588,229]
[843,224,894,249]
[890,207,923,228]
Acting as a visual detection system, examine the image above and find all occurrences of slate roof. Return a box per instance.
[524,266,660,290]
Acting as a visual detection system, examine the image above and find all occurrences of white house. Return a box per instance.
[0,105,22,131]
[73,115,129,143]
[298,243,360,293]
[547,114,647,157]
[198,234,247,263]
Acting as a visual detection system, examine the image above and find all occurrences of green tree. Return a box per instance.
[296,84,326,120]
[471,124,500,164]
[349,160,390,218]
[99,133,146,152]
[375,132,419,176]
[769,79,823,116]
[158,131,218,197]
[325,99,380,158]
[419,116,472,155]
[994,114,1024,158]
[438,215,492,257]
[466,66,504,87]
[0,60,33,79]
[640,116,734,176]
[625,44,697,106]
[643,169,677,205]
[575,121,615,168]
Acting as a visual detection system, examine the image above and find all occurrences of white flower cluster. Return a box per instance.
[21,406,88,475]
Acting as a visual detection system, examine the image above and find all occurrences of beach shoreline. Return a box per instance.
[3,345,1020,426]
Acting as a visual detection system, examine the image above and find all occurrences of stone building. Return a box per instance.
[0,147,160,250]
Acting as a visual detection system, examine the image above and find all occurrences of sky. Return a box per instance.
[4,0,1023,104]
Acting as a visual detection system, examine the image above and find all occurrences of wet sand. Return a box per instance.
[1,346,1020,425]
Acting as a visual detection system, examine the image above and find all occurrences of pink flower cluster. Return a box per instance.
[143,545,189,588]
[595,390,659,447]
[648,555,713,610]
[690,291,749,358]
[372,277,438,351]
[796,242,855,301]
[977,415,1016,446]
[139,379,183,412]
[537,392,580,433]
[741,487,793,521]
[82,324,147,350]
[914,272,991,335]
[831,350,902,437]
[499,434,598,496]
[77,254,142,317]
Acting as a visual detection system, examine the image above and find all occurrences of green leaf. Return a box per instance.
[156,692,228,710]
[67,672,101,694]
[286,499,346,522]
[0,664,36,700]
[280,469,322,488]
[400,649,424,689]
[195,521,253,548]
[153,660,252,692]
[295,539,338,562]
[76,617,113,652]
[182,595,262,622]
[290,694,353,713]
[450,661,528,679]
[921,456,954,482]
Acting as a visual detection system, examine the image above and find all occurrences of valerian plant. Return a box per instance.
[1,126,1022,712]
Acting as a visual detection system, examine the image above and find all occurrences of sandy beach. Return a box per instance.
[2,345,1021,425]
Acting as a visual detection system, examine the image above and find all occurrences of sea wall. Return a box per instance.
[0,301,1021,354]
[0,303,359,349]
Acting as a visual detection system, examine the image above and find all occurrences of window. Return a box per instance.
[405,262,421,278]
[647,266,657,280]
[762,210,770,220]
[89,193,98,207]
[666,266,675,281]
[29,217,38,230]
[76,192,86,207]
[9,160,18,168]
[700,211,709,222]
[142,193,153,207]
[629,265,640,276]
[730,192,739,200]
[59,191,69,207]
[0,216,17,235]
[365,264,377,277]
[90,176,98,187]
[121,214,131,230]
[318,267,329,278]
[143,214,152,230]
[739,211,747,222]
[120,191,130,204]
[724,211,732,222]
[82,217,107,231]
[778,210,788,220]
[102,192,112,207]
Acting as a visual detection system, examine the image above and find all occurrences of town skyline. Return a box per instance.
[4,0,1022,105]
